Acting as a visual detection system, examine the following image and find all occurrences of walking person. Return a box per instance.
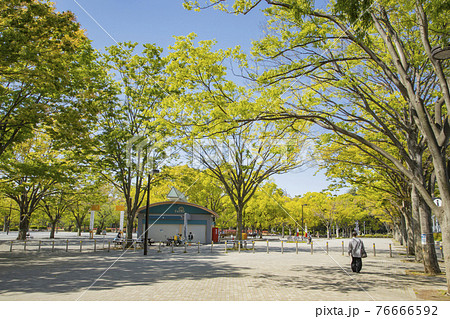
[348,231,366,273]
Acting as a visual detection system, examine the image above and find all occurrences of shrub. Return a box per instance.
[360,233,393,238]
[433,233,442,242]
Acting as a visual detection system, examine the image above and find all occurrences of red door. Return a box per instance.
[212,227,219,243]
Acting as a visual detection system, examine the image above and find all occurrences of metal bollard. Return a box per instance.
[440,246,444,259]
[52,240,55,252]
[326,242,329,255]
[184,242,187,253]
[95,240,98,252]
[296,241,298,254]
[238,241,241,253]
[198,242,200,253]
[24,241,26,251]
[80,241,82,252]
[389,244,392,257]
[66,240,69,252]
[158,242,162,253]
[39,240,42,252]
[342,241,344,255]
[267,240,269,254]
[171,242,174,253]
[211,242,213,253]
[252,241,255,253]
[225,240,228,253]
[281,241,284,254]
[406,245,409,258]
[10,241,13,252]
[373,243,376,257]
[133,240,136,252]
[108,241,110,252]
[310,242,313,254]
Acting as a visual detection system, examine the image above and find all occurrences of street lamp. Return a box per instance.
[431,45,450,60]
[144,168,160,256]
[301,204,308,240]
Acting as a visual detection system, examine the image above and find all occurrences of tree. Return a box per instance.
[190,124,303,239]
[93,42,170,245]
[247,182,288,237]
[249,0,444,274]
[316,133,417,253]
[153,165,227,213]
[0,132,76,239]
[163,34,308,240]
[67,180,103,236]
[0,195,18,233]
[0,0,107,156]
[39,190,72,239]
[187,0,447,279]
[302,192,337,239]
[69,199,90,236]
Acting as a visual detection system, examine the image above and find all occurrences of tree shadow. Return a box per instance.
[249,263,446,295]
[0,251,248,298]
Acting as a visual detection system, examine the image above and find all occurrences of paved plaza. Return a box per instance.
[0,235,447,301]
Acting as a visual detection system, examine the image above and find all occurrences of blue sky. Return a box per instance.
[54,0,333,197]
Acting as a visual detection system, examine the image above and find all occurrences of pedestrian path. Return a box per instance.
[0,237,446,301]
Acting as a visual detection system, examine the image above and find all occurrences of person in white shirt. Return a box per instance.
[348,231,365,273]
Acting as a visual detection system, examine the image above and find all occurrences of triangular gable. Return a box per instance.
[167,186,187,202]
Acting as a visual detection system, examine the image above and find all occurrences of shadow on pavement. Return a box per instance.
[249,263,446,295]
[0,251,247,298]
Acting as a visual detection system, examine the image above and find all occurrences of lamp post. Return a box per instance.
[431,45,450,60]
[301,204,308,240]
[144,168,160,256]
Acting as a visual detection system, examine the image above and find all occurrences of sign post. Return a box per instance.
[116,205,125,233]
[90,205,100,239]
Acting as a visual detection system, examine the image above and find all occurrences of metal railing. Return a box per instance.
[1,238,437,259]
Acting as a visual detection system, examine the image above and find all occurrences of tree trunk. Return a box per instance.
[236,205,243,241]
[411,186,423,261]
[17,210,30,240]
[75,217,83,236]
[400,213,408,246]
[440,209,450,294]
[49,220,57,239]
[394,221,404,246]
[126,213,134,247]
[96,220,104,235]
[126,206,142,248]
[3,216,7,232]
[418,198,440,274]
[403,205,416,255]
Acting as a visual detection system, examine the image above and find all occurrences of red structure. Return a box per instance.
[212,227,219,243]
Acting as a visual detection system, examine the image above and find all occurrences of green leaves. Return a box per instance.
[0,1,109,156]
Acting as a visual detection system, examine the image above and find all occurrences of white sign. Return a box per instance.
[89,211,95,230]
[421,234,427,245]
[119,211,124,231]
[434,198,442,207]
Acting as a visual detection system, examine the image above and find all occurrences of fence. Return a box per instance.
[1,238,139,253]
[1,239,442,259]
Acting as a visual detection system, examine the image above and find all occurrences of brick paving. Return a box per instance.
[0,237,446,301]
